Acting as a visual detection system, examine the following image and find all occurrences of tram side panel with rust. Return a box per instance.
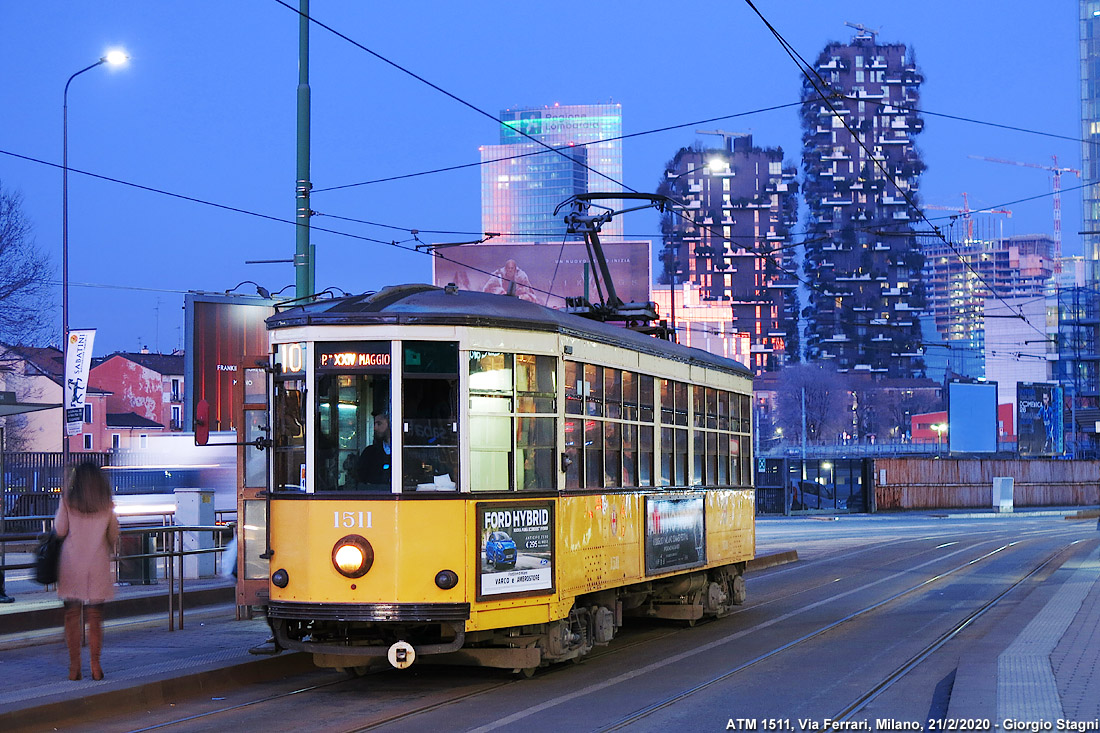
[258,285,755,673]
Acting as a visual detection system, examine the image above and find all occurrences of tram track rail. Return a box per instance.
[827,538,1089,723]
[114,525,1086,733]
[117,617,686,732]
[589,533,1089,732]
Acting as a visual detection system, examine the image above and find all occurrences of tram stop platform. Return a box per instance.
[0,534,1097,730]
[0,574,314,732]
[946,535,1100,723]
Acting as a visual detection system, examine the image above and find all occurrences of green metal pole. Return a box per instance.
[294,0,313,299]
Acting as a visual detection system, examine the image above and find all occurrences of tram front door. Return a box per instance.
[236,357,271,610]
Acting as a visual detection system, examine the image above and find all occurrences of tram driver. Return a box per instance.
[357,411,392,489]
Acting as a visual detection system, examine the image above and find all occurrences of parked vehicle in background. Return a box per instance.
[791,480,845,511]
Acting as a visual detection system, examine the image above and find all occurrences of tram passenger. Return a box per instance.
[357,411,392,489]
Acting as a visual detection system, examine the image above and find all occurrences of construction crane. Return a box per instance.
[923,192,1012,241]
[696,129,751,152]
[844,21,880,41]
[968,154,1081,271]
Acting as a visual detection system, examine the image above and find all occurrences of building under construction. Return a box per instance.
[921,232,1054,358]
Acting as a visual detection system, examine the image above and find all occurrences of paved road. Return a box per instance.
[66,512,1099,733]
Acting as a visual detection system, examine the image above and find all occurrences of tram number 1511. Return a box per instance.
[334,511,371,529]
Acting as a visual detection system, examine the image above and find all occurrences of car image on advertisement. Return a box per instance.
[485,530,517,569]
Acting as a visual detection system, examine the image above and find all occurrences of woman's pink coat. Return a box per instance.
[54,499,120,603]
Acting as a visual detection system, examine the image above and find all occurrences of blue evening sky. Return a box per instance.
[0,2,1081,355]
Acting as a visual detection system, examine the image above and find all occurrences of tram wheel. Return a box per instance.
[514,666,537,679]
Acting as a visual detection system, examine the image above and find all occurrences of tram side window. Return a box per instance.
[273,377,306,492]
[565,361,583,415]
[693,387,739,487]
[516,354,556,490]
[403,341,459,491]
[469,351,513,491]
[639,375,654,485]
[660,379,689,487]
[564,362,653,491]
[470,351,557,491]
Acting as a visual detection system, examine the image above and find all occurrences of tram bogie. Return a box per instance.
[250,285,756,673]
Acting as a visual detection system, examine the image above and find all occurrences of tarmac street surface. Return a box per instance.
[1,511,1098,732]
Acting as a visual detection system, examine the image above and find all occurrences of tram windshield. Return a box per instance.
[315,341,392,491]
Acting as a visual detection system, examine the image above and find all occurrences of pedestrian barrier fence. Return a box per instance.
[0,519,235,631]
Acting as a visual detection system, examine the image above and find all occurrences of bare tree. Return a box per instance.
[773,363,850,444]
[0,182,52,346]
[875,387,943,441]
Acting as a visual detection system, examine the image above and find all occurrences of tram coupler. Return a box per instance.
[388,641,416,669]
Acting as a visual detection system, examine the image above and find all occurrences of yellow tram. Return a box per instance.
[247,284,755,674]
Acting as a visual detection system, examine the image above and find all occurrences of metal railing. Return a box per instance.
[117,523,235,630]
[0,518,236,631]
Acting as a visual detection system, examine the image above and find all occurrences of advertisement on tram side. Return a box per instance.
[1017,382,1064,457]
[644,495,706,575]
[476,501,555,600]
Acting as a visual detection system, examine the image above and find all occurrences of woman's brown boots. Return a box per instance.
[63,602,105,681]
[86,604,104,680]
[63,602,82,680]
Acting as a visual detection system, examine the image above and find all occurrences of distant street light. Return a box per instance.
[62,50,128,467]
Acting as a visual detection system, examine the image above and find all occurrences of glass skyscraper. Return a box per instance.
[480,103,623,242]
[1081,1,1100,278]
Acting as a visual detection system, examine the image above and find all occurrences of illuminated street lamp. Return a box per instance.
[62,50,128,466]
[931,423,947,444]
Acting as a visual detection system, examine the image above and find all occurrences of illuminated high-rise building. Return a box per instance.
[656,134,799,374]
[480,103,622,242]
[1082,1,1100,277]
[800,29,926,377]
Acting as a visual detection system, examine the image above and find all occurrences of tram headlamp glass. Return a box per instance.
[335,545,364,571]
[331,534,374,578]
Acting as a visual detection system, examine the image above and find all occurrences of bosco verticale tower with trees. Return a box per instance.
[799,27,927,377]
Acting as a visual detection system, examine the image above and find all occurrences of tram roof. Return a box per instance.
[268,284,753,379]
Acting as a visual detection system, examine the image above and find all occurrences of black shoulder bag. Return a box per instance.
[34,531,63,585]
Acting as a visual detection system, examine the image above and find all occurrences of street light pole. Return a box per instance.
[294,0,313,299]
[62,51,127,469]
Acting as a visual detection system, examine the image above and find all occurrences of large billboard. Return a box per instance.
[948,381,999,454]
[1017,382,1064,457]
[432,241,651,309]
[184,293,274,432]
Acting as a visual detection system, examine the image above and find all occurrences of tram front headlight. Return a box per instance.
[332,534,374,578]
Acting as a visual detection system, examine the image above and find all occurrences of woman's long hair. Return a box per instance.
[66,461,113,514]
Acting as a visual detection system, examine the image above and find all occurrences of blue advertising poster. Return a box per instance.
[948,381,998,454]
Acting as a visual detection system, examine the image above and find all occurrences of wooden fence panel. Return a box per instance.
[874,459,1100,510]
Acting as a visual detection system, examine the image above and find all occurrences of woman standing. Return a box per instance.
[54,461,119,681]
